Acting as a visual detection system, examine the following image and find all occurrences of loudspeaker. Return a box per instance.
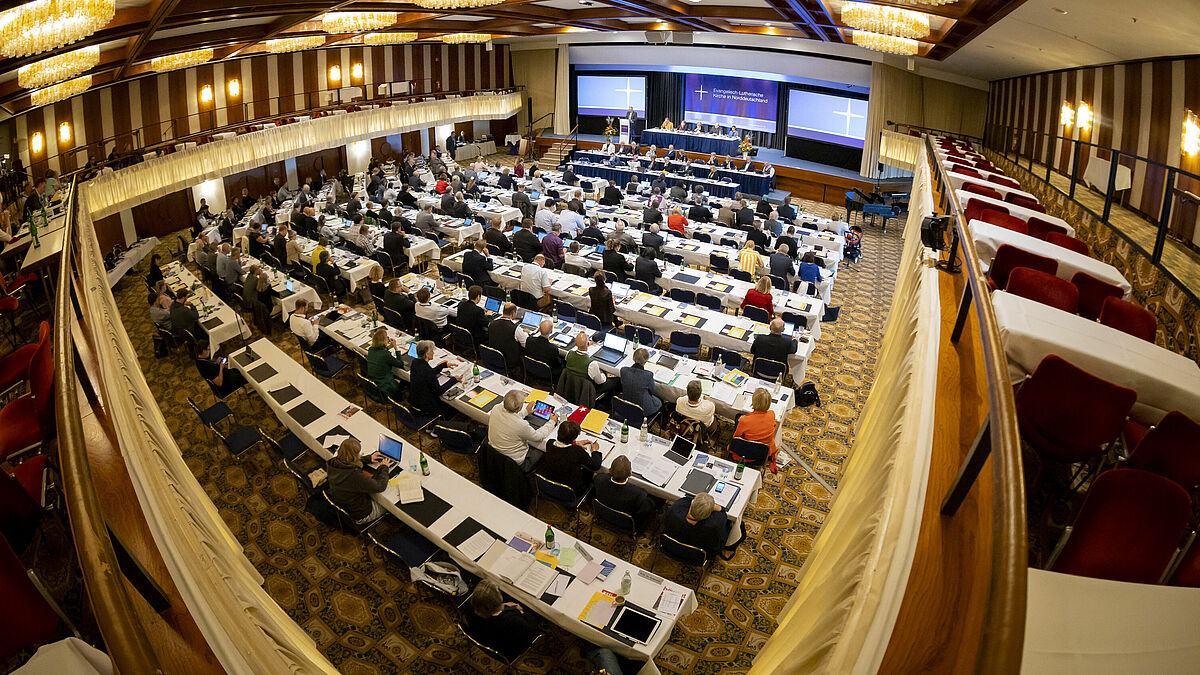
[644,31,669,44]
[672,32,694,44]
[486,41,493,51]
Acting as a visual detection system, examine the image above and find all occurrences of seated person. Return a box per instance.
[289,298,333,352]
[769,244,796,282]
[519,254,554,309]
[619,348,662,417]
[565,332,620,398]
[798,251,824,284]
[733,388,778,468]
[524,318,565,382]
[666,207,688,236]
[316,250,349,299]
[676,379,716,428]
[409,339,459,418]
[593,455,656,533]
[465,580,540,663]
[540,420,603,496]
[454,285,488,347]
[740,276,774,317]
[750,318,798,367]
[193,340,247,398]
[484,217,513,255]
[588,271,620,329]
[169,289,202,341]
[365,327,405,399]
[148,287,172,329]
[634,247,662,295]
[663,492,730,561]
[601,240,633,282]
[488,390,558,472]
[326,438,393,524]
[513,219,543,262]
[414,287,451,337]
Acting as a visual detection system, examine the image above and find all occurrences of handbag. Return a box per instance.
[796,381,821,408]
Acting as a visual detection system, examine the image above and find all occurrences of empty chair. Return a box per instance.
[719,237,739,249]
[987,244,1057,291]
[1050,469,1190,584]
[751,357,786,382]
[964,198,1007,224]
[304,349,348,380]
[555,301,577,323]
[1027,217,1068,241]
[990,175,1022,190]
[623,324,657,347]
[730,269,752,283]
[711,346,747,371]
[1046,231,1090,256]
[709,255,729,275]
[1070,271,1124,321]
[1016,355,1137,466]
[962,182,1003,200]
[0,535,62,661]
[741,305,770,324]
[611,397,648,429]
[729,437,770,468]
[576,311,603,332]
[668,331,701,357]
[669,288,695,304]
[1006,267,1079,314]
[522,356,555,391]
[781,311,808,330]
[979,209,1029,235]
[953,166,982,178]
[478,344,508,377]
[510,289,538,311]
[1124,411,1200,490]
[696,292,724,312]
[1006,193,1046,212]
[1099,296,1156,342]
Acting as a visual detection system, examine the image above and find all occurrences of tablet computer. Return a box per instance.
[609,605,661,645]
[531,400,554,420]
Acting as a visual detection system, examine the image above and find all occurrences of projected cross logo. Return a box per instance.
[832,99,865,136]
[693,84,707,101]
[615,78,642,109]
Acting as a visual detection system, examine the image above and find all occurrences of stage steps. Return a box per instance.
[541,140,575,167]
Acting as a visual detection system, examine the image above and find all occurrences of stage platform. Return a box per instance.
[537,132,909,207]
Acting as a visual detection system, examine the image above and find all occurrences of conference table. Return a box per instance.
[567,161,743,199]
[239,254,323,317]
[290,234,380,293]
[574,150,772,196]
[161,261,252,349]
[957,189,1076,237]
[969,220,1131,297]
[992,290,1200,425]
[1082,155,1133,193]
[640,128,740,156]
[416,194,523,226]
[231,337,698,662]
[105,237,160,287]
[318,307,765,539]
[452,140,497,162]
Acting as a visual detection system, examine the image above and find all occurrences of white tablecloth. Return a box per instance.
[957,189,1076,237]
[240,255,322,317]
[969,220,1131,297]
[453,141,497,161]
[993,290,1200,425]
[1082,155,1133,193]
[162,261,252,349]
[106,236,160,287]
[12,638,112,675]
[948,171,1037,202]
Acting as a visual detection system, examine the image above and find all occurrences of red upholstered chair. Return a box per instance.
[987,244,1058,291]
[1046,232,1090,256]
[1006,268,1080,314]
[0,333,55,463]
[1070,272,1124,321]
[0,321,50,397]
[1124,411,1200,490]
[964,198,1007,225]
[1027,217,1069,241]
[963,182,1003,200]
[990,175,1022,190]
[1006,193,1047,212]
[0,453,49,554]
[1050,469,1191,584]
[953,166,982,178]
[0,533,60,661]
[1016,355,1137,465]
[1170,538,1200,587]
[1099,296,1156,342]
[980,209,1030,234]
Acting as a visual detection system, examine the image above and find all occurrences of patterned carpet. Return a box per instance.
[106,193,903,673]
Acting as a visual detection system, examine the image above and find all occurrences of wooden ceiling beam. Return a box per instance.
[115,0,185,80]
[225,0,360,58]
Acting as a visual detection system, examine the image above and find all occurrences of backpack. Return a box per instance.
[796,382,821,408]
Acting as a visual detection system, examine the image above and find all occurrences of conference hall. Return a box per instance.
[0,0,1198,672]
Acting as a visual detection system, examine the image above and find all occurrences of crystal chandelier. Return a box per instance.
[266,36,326,53]
[362,32,418,45]
[841,2,930,39]
[851,30,919,56]
[18,44,98,89]
[415,0,504,9]
[891,0,958,5]
[440,33,491,44]
[321,12,397,34]
[150,47,213,73]
[30,74,90,107]
[0,0,115,58]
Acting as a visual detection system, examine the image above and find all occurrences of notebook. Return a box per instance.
[268,384,302,405]
[287,400,325,428]
[396,489,452,527]
[247,363,278,382]
[680,468,716,495]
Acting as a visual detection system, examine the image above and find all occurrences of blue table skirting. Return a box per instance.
[640,129,740,156]
[573,151,771,197]
[568,162,746,199]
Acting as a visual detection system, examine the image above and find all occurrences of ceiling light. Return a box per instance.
[30,74,90,107]
[17,45,98,89]
[150,47,213,73]
[889,0,958,5]
[1183,109,1200,156]
[265,36,326,53]
[322,12,397,34]
[1053,7,1068,14]
[415,0,504,9]
[0,0,115,59]
[440,33,491,44]
[841,2,930,39]
[362,32,418,45]
[850,30,919,55]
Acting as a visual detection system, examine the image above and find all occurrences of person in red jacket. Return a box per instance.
[740,276,774,317]
[667,206,689,236]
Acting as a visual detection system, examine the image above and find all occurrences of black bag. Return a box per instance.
[796,382,821,408]
[719,521,748,560]
[153,334,170,358]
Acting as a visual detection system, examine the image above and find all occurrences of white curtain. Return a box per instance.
[86,92,522,219]
[554,44,571,135]
[752,145,941,674]
[72,187,340,674]
[879,130,922,172]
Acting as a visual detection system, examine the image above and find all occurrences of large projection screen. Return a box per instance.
[682,73,778,133]
[577,75,647,117]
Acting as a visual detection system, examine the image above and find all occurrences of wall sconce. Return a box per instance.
[58,122,71,143]
[1060,101,1074,129]
[199,84,213,104]
[30,132,43,154]
[1076,102,1093,133]
[351,63,363,80]
[329,64,341,84]
[227,79,240,98]
[1184,109,1200,157]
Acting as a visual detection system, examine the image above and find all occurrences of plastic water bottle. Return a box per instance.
[620,421,629,444]
[639,421,648,443]
[774,374,782,394]
[620,570,632,596]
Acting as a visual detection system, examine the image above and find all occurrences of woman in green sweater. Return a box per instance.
[366,327,405,398]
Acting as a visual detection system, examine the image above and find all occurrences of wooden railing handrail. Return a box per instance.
[924,134,1028,674]
[54,184,163,673]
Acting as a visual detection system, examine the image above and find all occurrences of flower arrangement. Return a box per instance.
[738,137,754,155]
[604,115,617,139]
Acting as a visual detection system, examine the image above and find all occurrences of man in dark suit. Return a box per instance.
[487,303,525,375]
[169,289,202,341]
[462,239,495,287]
[454,285,489,349]
[396,184,418,208]
[641,224,664,256]
[776,200,796,222]
[602,240,633,282]
[513,224,542,262]
[594,455,656,533]
[383,279,415,323]
[511,184,535,220]
[663,493,729,560]
[751,319,798,366]
[755,197,773,218]
[776,227,799,260]
[579,220,605,245]
[410,339,459,418]
[687,198,712,223]
[447,192,471,220]
[634,248,662,295]
[746,224,770,251]
[497,168,515,190]
[484,217,513,255]
[620,348,662,417]
[23,178,45,221]
[735,200,757,227]
[769,244,796,281]
[272,224,289,264]
[439,188,457,214]
[600,183,623,206]
[382,223,409,270]
[561,166,577,186]
[524,318,565,382]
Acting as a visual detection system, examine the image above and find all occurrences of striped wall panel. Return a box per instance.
[17,44,511,177]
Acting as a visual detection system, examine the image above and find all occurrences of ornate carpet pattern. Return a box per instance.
[110,195,902,674]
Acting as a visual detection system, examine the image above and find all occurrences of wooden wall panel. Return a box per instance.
[294,147,345,185]
[131,188,195,240]
[94,212,126,253]
[223,161,286,205]
[401,131,422,155]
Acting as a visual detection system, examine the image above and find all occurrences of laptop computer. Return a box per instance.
[375,435,406,476]
[584,199,598,209]
[484,297,502,313]
[665,435,695,465]
[593,332,629,366]
[521,311,544,330]
[530,191,542,200]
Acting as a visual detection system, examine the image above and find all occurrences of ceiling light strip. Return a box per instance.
[150,47,214,73]
[265,36,327,54]
[841,2,930,40]
[30,74,91,107]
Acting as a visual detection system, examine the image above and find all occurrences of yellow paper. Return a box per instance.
[525,389,549,403]
[711,283,731,293]
[635,293,653,302]
[646,306,666,316]
[581,409,610,434]
[469,390,498,408]
[572,286,590,296]
[727,327,746,339]
[534,551,558,568]
[682,315,700,326]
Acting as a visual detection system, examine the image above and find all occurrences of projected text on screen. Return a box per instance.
[577,75,647,117]
[682,73,778,134]
[787,90,868,149]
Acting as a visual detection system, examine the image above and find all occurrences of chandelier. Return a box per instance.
[440,33,491,44]
[30,73,90,107]
[150,47,213,73]
[841,2,930,39]
[17,44,98,89]
[321,12,397,34]
[415,0,504,9]
[891,0,958,5]
[265,36,326,53]
[0,0,115,58]
[362,32,418,45]
[851,30,919,56]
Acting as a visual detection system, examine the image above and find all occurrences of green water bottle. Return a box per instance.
[735,460,745,481]
[545,525,555,550]
[472,363,480,384]
[620,421,629,444]
[419,452,430,476]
